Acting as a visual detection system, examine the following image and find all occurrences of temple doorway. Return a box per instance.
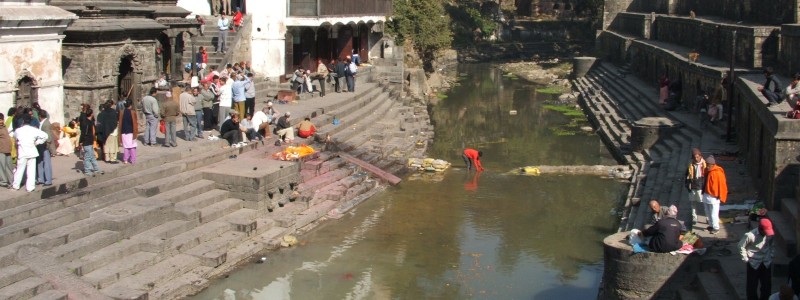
[15,76,37,107]
[117,55,135,101]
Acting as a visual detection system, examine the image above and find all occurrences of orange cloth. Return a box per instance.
[704,165,728,203]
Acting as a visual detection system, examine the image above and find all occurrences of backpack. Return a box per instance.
[348,63,357,75]
[787,110,800,119]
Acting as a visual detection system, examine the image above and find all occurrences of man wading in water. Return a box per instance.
[462,148,485,172]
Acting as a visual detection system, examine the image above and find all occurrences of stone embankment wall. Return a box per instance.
[598,0,800,209]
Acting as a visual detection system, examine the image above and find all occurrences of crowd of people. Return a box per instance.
[292,53,360,96]
[0,59,329,192]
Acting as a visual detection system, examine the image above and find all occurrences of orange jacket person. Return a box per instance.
[462,148,484,172]
[702,155,727,234]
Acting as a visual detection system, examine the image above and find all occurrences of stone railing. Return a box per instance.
[675,0,797,26]
[653,16,780,69]
[609,12,654,39]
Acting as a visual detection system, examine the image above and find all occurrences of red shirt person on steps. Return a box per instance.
[462,148,484,172]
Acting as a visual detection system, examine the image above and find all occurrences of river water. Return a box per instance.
[190,64,627,300]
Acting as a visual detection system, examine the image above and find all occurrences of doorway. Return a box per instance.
[15,76,37,107]
[118,56,134,101]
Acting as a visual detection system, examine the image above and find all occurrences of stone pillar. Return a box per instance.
[572,56,597,78]
[599,232,689,300]
[249,0,288,80]
[170,35,181,81]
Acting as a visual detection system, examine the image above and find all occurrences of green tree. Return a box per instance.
[387,0,453,71]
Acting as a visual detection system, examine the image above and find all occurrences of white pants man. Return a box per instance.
[12,157,37,192]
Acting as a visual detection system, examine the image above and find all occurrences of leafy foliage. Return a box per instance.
[386,0,453,70]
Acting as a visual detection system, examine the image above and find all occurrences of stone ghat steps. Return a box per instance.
[180,17,239,72]
[574,77,634,164]
[577,68,699,232]
[295,153,383,218]
[0,142,268,299]
[0,140,233,249]
[315,84,427,177]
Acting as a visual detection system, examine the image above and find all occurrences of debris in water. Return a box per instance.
[256,257,267,263]
[509,110,517,115]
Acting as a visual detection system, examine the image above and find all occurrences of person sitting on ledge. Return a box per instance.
[785,73,800,110]
[631,205,683,253]
[759,67,784,107]
[220,112,244,146]
[648,199,670,225]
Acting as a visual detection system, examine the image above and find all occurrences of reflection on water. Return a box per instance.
[190,64,626,300]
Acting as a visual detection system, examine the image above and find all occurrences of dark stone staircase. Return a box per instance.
[180,15,237,72]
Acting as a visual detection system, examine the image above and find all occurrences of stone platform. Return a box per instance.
[0,69,431,299]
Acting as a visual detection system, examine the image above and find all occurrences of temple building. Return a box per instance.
[179,0,392,81]
[51,0,198,122]
[0,0,76,125]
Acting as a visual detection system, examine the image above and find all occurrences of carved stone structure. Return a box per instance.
[51,0,196,121]
[0,1,76,125]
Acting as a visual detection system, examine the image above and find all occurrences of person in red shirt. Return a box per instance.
[232,8,243,32]
[462,148,484,172]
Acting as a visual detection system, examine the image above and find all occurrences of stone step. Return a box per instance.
[0,265,33,290]
[65,220,193,277]
[0,162,183,231]
[314,89,386,139]
[102,254,201,296]
[0,276,51,300]
[197,198,244,224]
[82,251,159,289]
[767,211,797,257]
[50,230,121,262]
[174,189,231,212]
[160,221,231,255]
[35,218,104,250]
[308,173,368,207]
[28,289,68,300]
[88,197,174,239]
[310,83,384,126]
[148,266,213,300]
[185,231,247,267]
[334,95,396,151]
[135,171,202,198]
[219,208,260,233]
[696,271,740,300]
[298,168,355,195]
[150,179,217,204]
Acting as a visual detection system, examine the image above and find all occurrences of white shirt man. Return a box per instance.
[217,77,233,127]
[10,121,48,192]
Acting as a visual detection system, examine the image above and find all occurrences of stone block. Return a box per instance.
[599,232,688,299]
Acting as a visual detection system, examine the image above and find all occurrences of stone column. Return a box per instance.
[170,35,181,81]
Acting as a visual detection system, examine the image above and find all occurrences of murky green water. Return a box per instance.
[190,64,627,300]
